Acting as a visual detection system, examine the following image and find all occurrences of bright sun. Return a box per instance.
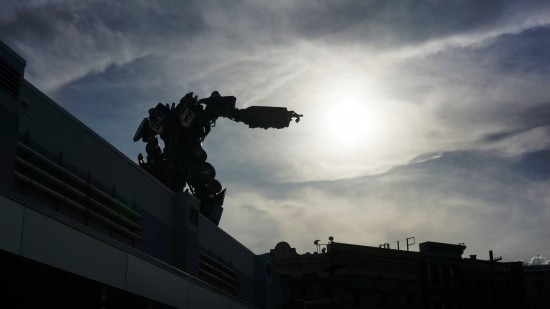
[328,102,367,141]
[312,68,393,150]
[325,99,390,147]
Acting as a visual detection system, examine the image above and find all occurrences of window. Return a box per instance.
[303,274,319,300]
[280,275,291,301]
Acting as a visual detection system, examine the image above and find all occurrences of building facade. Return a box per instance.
[523,264,550,308]
[0,40,274,308]
[270,241,526,308]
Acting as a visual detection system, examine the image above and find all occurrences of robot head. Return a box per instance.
[179,107,195,128]
[148,103,169,134]
[177,93,198,128]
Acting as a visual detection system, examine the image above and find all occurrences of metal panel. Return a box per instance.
[28,92,66,155]
[0,102,19,189]
[0,195,24,254]
[0,54,21,99]
[199,216,256,276]
[125,254,189,309]
[188,282,232,308]
[20,208,126,289]
[230,301,254,309]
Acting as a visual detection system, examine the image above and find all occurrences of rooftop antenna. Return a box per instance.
[406,237,416,252]
[314,240,320,253]
[489,250,502,262]
[314,236,334,254]
[379,236,415,251]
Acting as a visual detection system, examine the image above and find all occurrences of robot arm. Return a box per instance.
[228,106,302,129]
[200,91,303,129]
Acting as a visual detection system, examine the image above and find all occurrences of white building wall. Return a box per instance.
[0,194,256,309]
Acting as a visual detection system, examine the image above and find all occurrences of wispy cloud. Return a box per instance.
[521,255,550,266]
[2,0,550,260]
[222,151,550,260]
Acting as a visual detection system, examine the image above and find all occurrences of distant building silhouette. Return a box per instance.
[523,264,550,308]
[270,240,526,308]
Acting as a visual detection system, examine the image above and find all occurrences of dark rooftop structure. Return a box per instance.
[418,241,466,258]
[270,239,526,308]
[523,264,550,308]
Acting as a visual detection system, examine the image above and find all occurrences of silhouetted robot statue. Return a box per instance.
[134,91,302,225]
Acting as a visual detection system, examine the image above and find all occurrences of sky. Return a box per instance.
[2,0,550,263]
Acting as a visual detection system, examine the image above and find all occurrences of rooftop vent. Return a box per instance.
[0,55,21,99]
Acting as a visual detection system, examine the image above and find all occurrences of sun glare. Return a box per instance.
[323,95,390,148]
[327,102,369,142]
[309,65,395,155]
